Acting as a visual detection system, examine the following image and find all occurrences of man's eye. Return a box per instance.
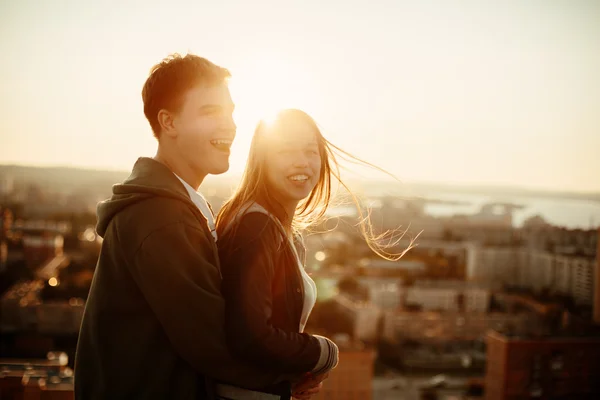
[201,108,221,115]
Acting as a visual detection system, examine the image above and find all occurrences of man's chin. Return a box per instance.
[207,163,230,176]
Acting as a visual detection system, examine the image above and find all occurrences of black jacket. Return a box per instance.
[74,158,282,400]
[218,208,339,398]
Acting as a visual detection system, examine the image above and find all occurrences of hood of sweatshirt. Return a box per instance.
[96,157,194,238]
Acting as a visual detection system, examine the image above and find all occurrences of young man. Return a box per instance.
[74,54,324,399]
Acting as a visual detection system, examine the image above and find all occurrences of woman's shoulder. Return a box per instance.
[238,211,277,234]
[221,210,282,247]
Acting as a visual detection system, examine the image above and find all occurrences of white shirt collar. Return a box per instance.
[173,174,217,241]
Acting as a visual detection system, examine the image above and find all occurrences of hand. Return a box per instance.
[292,372,330,399]
[292,382,322,400]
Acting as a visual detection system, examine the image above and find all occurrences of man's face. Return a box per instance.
[172,83,236,177]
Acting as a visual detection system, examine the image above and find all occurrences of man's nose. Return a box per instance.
[222,116,237,138]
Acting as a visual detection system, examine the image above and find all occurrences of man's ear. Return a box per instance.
[158,109,177,138]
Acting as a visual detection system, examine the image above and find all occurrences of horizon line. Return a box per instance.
[2,161,600,196]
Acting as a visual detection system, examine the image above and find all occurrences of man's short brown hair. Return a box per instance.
[142,53,231,138]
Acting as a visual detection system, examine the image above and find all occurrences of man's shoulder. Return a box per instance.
[108,196,204,251]
[120,196,195,225]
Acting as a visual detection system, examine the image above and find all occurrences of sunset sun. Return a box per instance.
[226,57,317,172]
[229,57,307,125]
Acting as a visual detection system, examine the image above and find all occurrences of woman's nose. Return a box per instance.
[292,152,309,168]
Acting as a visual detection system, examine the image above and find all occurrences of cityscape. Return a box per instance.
[1,165,599,399]
[2,0,600,398]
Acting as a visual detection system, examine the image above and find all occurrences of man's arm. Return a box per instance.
[128,221,287,389]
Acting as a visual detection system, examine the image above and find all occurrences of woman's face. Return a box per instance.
[264,117,322,208]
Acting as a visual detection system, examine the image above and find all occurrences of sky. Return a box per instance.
[1,0,599,192]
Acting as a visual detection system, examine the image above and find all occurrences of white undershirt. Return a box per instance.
[174,174,217,241]
[292,235,318,333]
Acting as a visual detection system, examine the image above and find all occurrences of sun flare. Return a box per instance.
[226,57,316,173]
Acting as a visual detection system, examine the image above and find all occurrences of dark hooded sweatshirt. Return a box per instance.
[74,157,283,400]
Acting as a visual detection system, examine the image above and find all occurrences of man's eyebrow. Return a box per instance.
[198,104,220,111]
[198,104,235,111]
[198,103,235,112]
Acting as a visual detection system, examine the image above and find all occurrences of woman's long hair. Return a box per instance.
[216,108,416,260]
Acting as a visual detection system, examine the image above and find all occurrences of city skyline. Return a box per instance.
[1,0,600,192]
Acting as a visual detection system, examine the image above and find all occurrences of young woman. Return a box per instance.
[215,109,410,400]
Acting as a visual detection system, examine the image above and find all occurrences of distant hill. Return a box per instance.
[350,179,600,204]
[407,181,600,203]
[0,164,239,198]
[1,164,599,203]
[0,164,129,193]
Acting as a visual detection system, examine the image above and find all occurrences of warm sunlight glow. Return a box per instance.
[230,57,302,126]
[258,110,281,128]
[227,56,319,173]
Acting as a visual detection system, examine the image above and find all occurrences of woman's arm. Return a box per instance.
[219,212,338,375]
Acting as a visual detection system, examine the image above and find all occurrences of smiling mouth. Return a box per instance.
[210,139,233,152]
[288,174,310,182]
